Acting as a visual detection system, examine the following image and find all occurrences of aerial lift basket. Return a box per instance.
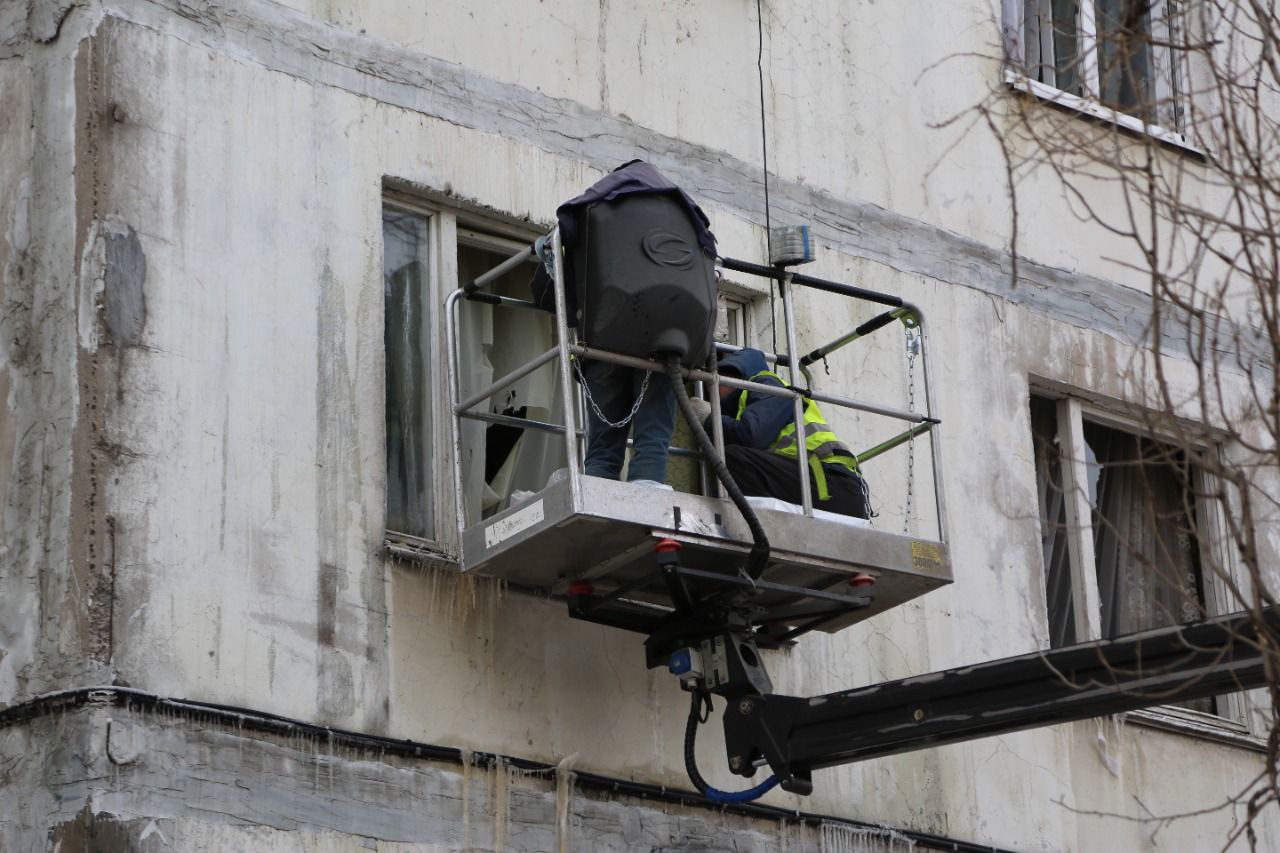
[442,216,951,648]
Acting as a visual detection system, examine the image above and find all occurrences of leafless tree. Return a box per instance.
[963,1,1280,846]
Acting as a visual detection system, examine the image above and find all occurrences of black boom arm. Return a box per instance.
[712,608,1280,795]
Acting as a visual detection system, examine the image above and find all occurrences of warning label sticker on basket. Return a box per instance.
[486,499,545,549]
[911,540,943,572]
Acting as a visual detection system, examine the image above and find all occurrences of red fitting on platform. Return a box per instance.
[654,538,682,554]
[849,572,876,588]
[567,580,595,596]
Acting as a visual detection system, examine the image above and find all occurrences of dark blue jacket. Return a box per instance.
[546,161,718,324]
[716,348,858,481]
[716,348,795,451]
[556,160,717,258]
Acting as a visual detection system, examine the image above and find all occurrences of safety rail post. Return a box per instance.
[709,362,726,500]
[454,346,559,414]
[779,270,813,515]
[445,288,469,556]
[906,303,948,545]
[549,228,583,508]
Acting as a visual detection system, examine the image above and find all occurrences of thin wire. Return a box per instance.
[756,0,777,357]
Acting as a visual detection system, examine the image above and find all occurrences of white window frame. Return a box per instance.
[1003,0,1200,154]
[383,200,446,556]
[718,292,750,347]
[382,191,541,562]
[716,270,772,349]
[1030,389,1261,746]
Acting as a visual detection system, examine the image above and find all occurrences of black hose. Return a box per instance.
[683,690,715,796]
[665,358,770,579]
[684,690,778,803]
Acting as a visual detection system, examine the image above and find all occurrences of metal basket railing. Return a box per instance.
[445,227,948,558]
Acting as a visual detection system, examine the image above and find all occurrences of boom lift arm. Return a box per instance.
[672,607,1280,796]
[452,228,1277,803]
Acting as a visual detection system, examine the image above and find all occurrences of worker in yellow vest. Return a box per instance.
[689,348,869,518]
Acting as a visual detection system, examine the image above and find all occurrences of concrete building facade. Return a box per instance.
[2,0,1277,850]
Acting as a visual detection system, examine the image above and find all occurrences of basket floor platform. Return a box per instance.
[463,475,952,646]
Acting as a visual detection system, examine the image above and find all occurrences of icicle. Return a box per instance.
[418,565,505,637]
[555,753,579,853]
[1094,714,1125,778]
[460,748,474,850]
[482,576,506,681]
[311,731,320,791]
[819,823,914,853]
[492,757,511,852]
[326,730,335,790]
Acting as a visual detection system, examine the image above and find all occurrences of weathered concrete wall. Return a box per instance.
[0,59,34,688]
[3,0,1277,850]
[0,4,125,704]
[268,0,1228,299]
[6,699,911,852]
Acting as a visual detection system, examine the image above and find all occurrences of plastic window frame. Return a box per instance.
[381,194,541,564]
[720,293,750,348]
[1029,388,1260,745]
[1003,0,1203,157]
[382,199,447,558]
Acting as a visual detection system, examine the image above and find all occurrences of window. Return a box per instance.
[454,229,565,524]
[384,206,434,541]
[1016,0,1187,132]
[383,196,559,549]
[1030,392,1239,721]
[717,292,749,347]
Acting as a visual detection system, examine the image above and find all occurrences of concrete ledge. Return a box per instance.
[0,688,1006,852]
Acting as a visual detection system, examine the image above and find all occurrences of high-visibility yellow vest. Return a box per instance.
[734,369,860,501]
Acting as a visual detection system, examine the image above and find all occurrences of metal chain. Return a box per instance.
[903,325,921,535]
[573,358,652,429]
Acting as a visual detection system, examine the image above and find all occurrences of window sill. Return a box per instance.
[1003,70,1206,160]
[384,532,458,568]
[1125,705,1264,752]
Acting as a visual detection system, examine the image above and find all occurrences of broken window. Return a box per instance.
[1030,392,1235,719]
[383,195,567,545]
[454,230,566,523]
[1018,0,1187,131]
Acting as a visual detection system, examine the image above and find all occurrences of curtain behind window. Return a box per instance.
[1084,421,1211,713]
[1031,396,1076,647]
[383,209,432,539]
[1095,0,1155,116]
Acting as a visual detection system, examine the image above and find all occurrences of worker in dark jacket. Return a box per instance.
[546,159,716,487]
[689,348,869,518]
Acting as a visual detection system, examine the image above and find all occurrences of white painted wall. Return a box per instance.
[4,0,1277,849]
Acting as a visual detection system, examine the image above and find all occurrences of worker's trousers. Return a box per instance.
[724,445,869,519]
[581,359,676,483]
